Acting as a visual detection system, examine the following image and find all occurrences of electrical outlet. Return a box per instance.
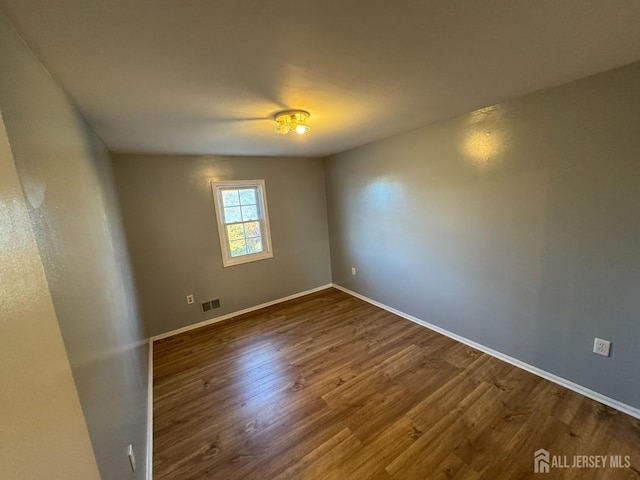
[127,444,136,472]
[186,294,194,305]
[351,267,357,276]
[593,338,611,357]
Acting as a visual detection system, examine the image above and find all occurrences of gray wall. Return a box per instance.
[325,62,640,409]
[0,108,101,480]
[112,154,332,337]
[0,11,149,480]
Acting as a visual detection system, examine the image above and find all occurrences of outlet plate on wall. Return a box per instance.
[593,338,611,357]
[127,444,136,472]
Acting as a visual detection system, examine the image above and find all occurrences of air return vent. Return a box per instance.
[201,299,221,313]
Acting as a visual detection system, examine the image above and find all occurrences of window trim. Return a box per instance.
[211,179,274,267]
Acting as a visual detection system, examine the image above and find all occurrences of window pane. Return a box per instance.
[221,189,240,207]
[246,237,263,254]
[227,224,244,241]
[244,221,261,238]
[241,205,259,221]
[238,188,256,206]
[229,239,247,257]
[224,206,242,223]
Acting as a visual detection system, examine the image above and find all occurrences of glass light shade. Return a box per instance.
[274,110,310,135]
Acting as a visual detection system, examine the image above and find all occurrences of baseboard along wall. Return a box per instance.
[330,283,640,420]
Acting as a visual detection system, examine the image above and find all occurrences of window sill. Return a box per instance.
[222,251,274,268]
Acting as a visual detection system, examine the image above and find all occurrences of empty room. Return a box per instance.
[1,1,640,479]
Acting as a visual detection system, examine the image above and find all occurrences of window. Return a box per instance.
[212,180,273,267]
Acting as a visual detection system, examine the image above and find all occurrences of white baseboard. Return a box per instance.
[146,339,153,480]
[331,283,640,420]
[150,284,333,342]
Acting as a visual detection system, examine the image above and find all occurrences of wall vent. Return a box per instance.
[201,299,221,313]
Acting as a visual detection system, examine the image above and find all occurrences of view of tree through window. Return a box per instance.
[221,188,264,257]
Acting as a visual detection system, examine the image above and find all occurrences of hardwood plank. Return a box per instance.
[153,287,640,479]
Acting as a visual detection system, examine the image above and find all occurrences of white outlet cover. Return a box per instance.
[351,267,357,275]
[127,444,136,472]
[186,294,194,304]
[593,338,611,357]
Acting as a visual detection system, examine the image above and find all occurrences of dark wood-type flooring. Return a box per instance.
[153,288,640,479]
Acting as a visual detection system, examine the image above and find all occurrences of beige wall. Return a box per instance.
[112,154,332,337]
[0,11,148,479]
[325,61,640,409]
[0,112,100,479]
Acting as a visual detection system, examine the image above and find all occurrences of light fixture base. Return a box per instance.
[274,110,311,135]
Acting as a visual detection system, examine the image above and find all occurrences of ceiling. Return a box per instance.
[2,0,640,158]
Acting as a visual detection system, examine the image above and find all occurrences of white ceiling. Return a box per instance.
[3,0,640,157]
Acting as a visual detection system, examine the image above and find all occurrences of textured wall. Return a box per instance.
[0,110,101,480]
[325,62,640,408]
[112,154,332,337]
[0,11,148,480]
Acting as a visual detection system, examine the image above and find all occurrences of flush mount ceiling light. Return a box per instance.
[274,110,310,135]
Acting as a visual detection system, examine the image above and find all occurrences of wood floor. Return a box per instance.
[153,288,640,479]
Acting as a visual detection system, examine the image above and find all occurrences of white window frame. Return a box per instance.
[211,179,274,267]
